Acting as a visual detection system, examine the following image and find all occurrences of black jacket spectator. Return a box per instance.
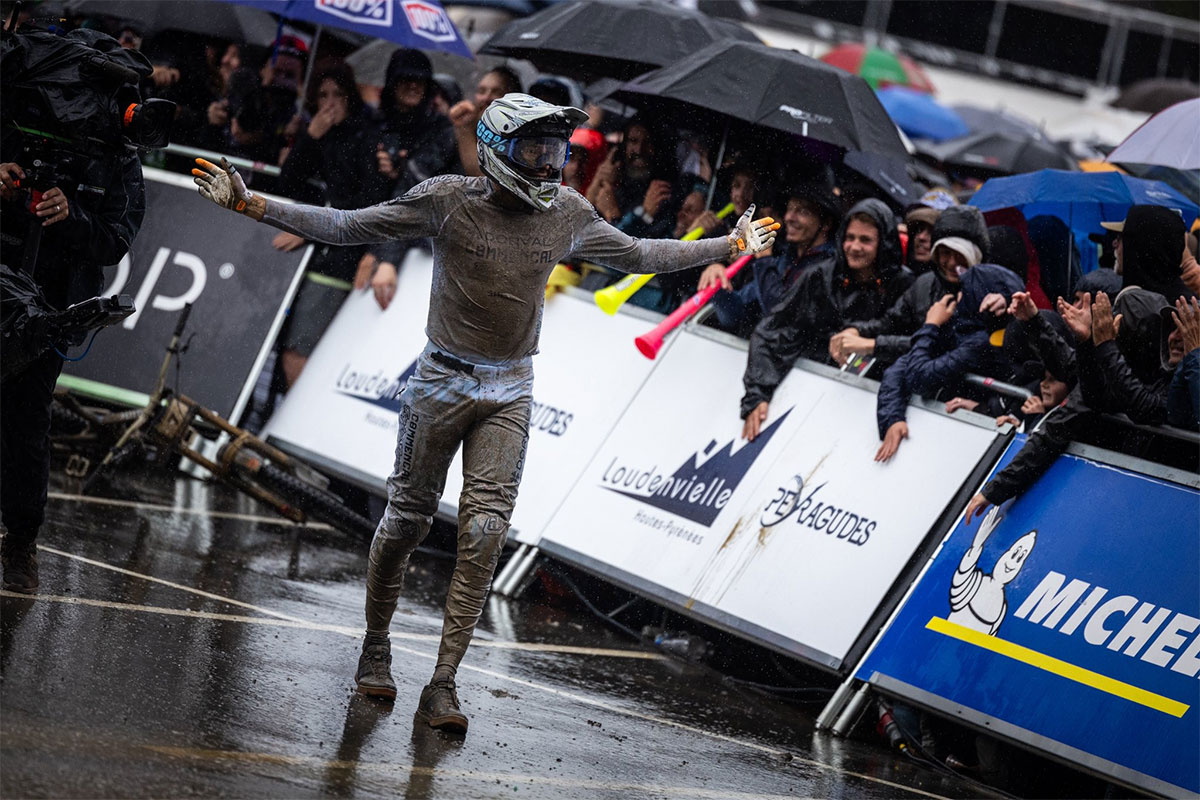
[1121,205,1192,301]
[842,206,992,366]
[876,264,1023,438]
[741,199,913,418]
[372,48,459,266]
[982,288,1185,505]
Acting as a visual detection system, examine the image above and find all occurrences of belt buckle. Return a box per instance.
[432,351,473,374]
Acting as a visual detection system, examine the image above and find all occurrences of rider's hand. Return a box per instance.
[192,157,263,219]
[727,204,780,260]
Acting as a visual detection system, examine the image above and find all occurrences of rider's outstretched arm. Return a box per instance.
[192,157,442,245]
[568,194,778,275]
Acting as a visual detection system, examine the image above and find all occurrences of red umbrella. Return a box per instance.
[820,43,935,94]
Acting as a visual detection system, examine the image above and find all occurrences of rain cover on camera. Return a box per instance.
[0,263,56,379]
[0,29,152,146]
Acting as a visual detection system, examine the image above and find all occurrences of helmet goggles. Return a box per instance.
[504,136,569,171]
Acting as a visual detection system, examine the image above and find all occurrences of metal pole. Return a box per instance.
[984,0,1008,60]
[493,543,529,596]
[831,682,872,736]
[816,677,861,731]
[704,122,729,211]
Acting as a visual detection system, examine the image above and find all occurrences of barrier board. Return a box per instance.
[262,251,660,544]
[538,330,1002,670]
[855,437,1200,798]
[60,168,308,420]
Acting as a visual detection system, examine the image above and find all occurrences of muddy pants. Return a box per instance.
[366,342,532,676]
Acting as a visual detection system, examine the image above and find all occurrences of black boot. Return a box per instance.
[415,678,468,733]
[354,637,396,700]
[1,534,38,595]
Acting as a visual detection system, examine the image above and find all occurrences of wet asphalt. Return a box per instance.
[1,467,999,800]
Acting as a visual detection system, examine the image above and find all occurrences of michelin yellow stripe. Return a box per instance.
[926,617,1189,718]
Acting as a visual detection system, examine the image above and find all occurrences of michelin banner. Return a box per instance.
[62,168,308,420]
[856,437,1200,798]
[262,251,659,545]
[538,330,1002,670]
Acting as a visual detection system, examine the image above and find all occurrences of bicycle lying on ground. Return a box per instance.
[51,303,377,538]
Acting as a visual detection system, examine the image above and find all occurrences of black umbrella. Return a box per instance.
[611,41,909,160]
[951,104,1043,139]
[478,0,760,82]
[1114,78,1200,115]
[67,0,279,43]
[921,130,1077,176]
[841,150,924,210]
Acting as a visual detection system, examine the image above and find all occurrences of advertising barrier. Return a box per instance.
[262,251,661,545]
[855,437,1200,798]
[60,168,308,420]
[538,329,1004,670]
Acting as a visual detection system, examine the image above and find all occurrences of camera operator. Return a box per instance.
[0,15,149,594]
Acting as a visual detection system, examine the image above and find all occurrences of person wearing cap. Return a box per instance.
[831,205,991,369]
[191,93,779,732]
[903,204,939,274]
[702,179,841,336]
[1102,205,1195,302]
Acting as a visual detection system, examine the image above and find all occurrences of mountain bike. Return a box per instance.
[51,303,377,538]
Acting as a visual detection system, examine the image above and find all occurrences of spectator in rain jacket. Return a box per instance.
[962,286,1194,525]
[1105,204,1195,302]
[874,263,1024,462]
[707,180,841,336]
[362,48,460,304]
[740,198,913,440]
[831,205,991,370]
[271,61,393,388]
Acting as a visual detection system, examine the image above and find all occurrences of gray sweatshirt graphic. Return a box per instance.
[262,175,729,364]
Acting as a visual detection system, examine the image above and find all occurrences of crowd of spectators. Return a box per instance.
[66,7,1200,497]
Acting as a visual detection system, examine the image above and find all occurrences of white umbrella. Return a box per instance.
[1107,98,1200,170]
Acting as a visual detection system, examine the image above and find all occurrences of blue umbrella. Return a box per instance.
[971,168,1199,272]
[876,86,969,142]
[232,0,473,59]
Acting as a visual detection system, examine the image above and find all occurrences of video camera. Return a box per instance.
[0,10,168,375]
[1,263,134,379]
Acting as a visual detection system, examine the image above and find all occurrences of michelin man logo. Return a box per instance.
[948,507,1037,635]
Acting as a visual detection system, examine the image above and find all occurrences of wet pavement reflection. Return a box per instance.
[1,468,999,799]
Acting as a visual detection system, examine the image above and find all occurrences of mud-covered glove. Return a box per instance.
[727,204,780,261]
[191,157,265,220]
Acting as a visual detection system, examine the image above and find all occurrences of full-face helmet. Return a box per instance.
[476,93,588,211]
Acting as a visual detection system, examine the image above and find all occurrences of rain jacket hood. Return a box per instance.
[1121,205,1188,300]
[1075,268,1123,300]
[1113,287,1173,383]
[956,263,1025,334]
[834,198,904,282]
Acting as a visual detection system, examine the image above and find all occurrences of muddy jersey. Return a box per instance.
[262,175,729,364]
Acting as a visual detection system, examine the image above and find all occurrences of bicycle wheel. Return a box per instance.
[255,462,377,539]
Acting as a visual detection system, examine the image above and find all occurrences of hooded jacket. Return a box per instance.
[983,287,1183,505]
[875,264,1023,438]
[845,267,959,366]
[1121,205,1191,301]
[932,205,990,262]
[372,49,460,265]
[741,199,913,417]
[710,238,838,336]
[1077,288,1174,424]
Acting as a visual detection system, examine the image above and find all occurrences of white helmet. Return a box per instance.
[476,93,588,211]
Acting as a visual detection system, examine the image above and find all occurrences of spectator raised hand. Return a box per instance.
[925,294,957,326]
[1172,295,1200,354]
[1057,293,1092,342]
[1090,291,1122,345]
[1008,290,1037,322]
